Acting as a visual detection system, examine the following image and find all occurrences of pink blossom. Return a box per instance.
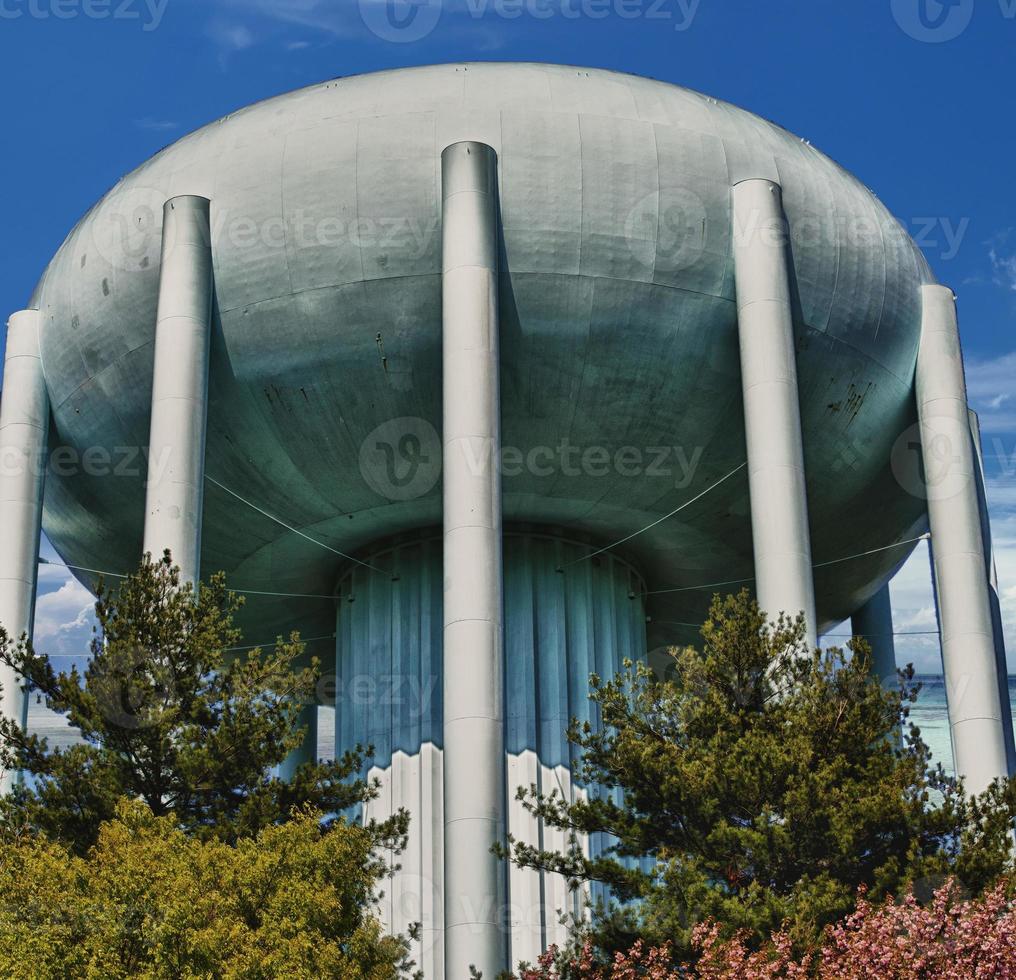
[515,880,1016,979]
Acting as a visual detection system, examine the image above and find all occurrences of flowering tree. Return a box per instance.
[693,879,1016,979]
[500,591,1016,960]
[516,940,683,980]
[515,881,1016,979]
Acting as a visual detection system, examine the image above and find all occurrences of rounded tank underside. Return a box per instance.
[30,63,933,648]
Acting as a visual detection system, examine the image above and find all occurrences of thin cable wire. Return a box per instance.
[40,559,339,601]
[656,619,941,639]
[204,475,384,574]
[227,588,338,600]
[41,492,933,606]
[646,534,931,597]
[648,575,756,598]
[223,633,337,654]
[812,533,931,569]
[558,461,749,570]
[39,559,337,653]
[39,558,127,579]
[825,631,940,638]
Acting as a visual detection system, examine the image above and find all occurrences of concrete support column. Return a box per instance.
[969,411,1016,773]
[278,702,318,781]
[143,196,213,586]
[732,179,817,648]
[851,585,898,689]
[917,284,1011,793]
[0,309,49,790]
[440,141,506,979]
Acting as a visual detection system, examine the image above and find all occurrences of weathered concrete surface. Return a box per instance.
[30,63,932,651]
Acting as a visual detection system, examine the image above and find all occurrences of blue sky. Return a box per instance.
[2,0,1015,682]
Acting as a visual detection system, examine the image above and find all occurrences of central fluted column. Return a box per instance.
[440,140,506,978]
[732,179,817,648]
[334,530,648,978]
[142,195,213,586]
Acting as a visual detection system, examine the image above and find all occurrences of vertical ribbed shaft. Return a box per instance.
[917,284,1011,793]
[278,703,319,780]
[142,196,213,586]
[0,309,49,791]
[732,179,817,648]
[851,585,898,688]
[440,141,505,979]
[334,532,647,977]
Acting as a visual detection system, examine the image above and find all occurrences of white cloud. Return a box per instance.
[207,0,359,41]
[965,352,1016,438]
[200,0,510,50]
[967,355,1016,669]
[874,438,1016,674]
[206,19,257,54]
[990,248,1016,292]
[888,540,946,675]
[33,577,96,663]
[31,538,96,659]
[22,543,94,743]
[979,229,1016,292]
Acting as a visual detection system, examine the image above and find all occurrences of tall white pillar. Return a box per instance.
[0,309,49,790]
[851,585,898,688]
[732,179,817,648]
[969,411,1016,773]
[278,702,319,780]
[441,141,506,979]
[917,284,1010,794]
[142,196,213,586]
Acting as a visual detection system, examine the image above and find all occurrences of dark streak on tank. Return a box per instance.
[844,382,873,427]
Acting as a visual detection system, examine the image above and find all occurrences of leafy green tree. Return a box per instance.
[500,590,1016,961]
[0,798,414,979]
[0,552,404,855]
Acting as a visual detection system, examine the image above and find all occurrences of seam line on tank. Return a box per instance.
[52,338,155,413]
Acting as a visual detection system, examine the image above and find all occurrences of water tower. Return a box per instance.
[1,63,1010,978]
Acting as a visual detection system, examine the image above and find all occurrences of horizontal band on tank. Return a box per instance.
[331,522,649,599]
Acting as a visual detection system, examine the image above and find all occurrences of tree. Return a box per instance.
[514,941,683,980]
[0,552,405,855]
[500,591,1016,963]
[514,879,1016,979]
[691,878,1016,979]
[0,798,415,979]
